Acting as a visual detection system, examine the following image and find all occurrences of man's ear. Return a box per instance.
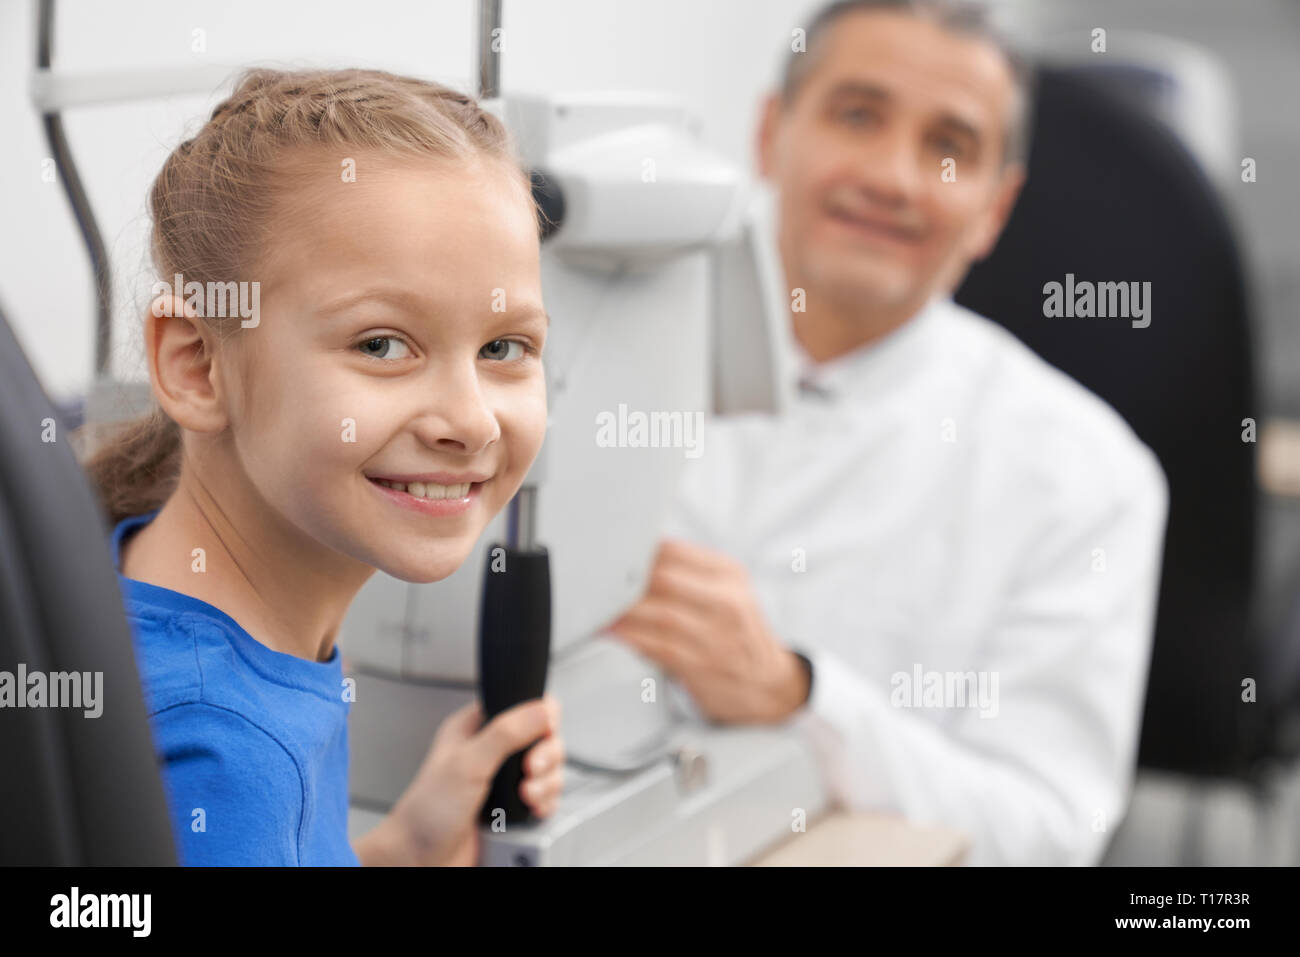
[755,92,784,181]
[968,162,1027,261]
[145,295,228,434]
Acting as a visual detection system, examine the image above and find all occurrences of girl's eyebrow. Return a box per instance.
[317,288,427,317]
[317,289,550,326]
[512,304,551,327]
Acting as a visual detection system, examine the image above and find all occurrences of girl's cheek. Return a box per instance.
[302,384,392,456]
[506,387,549,460]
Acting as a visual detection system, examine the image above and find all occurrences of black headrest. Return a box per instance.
[0,299,176,864]
[957,66,1260,776]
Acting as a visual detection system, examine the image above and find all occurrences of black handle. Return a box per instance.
[478,545,551,825]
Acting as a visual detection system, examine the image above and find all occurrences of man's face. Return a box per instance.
[759,10,1024,311]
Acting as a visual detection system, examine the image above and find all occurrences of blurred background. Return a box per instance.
[5,2,1294,412]
[3,0,1299,865]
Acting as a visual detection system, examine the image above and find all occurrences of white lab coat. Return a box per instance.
[661,295,1169,866]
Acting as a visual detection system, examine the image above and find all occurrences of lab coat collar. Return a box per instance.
[789,295,947,406]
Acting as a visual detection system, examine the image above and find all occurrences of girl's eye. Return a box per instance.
[480,339,526,361]
[358,336,412,361]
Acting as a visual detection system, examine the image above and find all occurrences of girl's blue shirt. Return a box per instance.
[112,509,360,866]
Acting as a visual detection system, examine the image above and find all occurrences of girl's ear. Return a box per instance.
[145,295,229,434]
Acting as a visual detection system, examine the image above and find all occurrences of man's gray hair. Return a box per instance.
[780,0,1036,168]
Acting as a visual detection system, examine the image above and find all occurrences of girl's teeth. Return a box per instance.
[376,479,471,499]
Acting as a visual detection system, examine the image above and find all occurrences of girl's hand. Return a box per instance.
[386,695,564,866]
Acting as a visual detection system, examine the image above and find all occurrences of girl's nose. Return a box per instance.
[411,369,501,455]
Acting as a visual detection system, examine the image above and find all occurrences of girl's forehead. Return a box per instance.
[252,154,538,288]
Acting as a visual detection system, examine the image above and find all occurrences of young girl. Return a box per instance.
[82,68,564,866]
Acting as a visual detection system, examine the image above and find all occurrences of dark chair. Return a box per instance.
[956,65,1266,778]
[0,297,176,864]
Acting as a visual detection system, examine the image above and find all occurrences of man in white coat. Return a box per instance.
[608,0,1169,865]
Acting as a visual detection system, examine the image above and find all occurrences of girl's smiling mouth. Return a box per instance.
[365,472,488,516]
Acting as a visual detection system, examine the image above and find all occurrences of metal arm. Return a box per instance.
[37,0,113,377]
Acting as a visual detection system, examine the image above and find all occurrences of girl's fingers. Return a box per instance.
[427,700,482,760]
[542,693,562,727]
[520,769,564,814]
[526,735,565,775]
[442,699,484,738]
[470,699,551,777]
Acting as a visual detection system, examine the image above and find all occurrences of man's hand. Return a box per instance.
[607,539,810,724]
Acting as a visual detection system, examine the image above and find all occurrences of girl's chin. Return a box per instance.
[378,550,472,585]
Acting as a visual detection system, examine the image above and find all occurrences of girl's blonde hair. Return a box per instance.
[81,67,534,526]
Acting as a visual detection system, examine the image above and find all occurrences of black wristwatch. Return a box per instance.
[792,649,814,706]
